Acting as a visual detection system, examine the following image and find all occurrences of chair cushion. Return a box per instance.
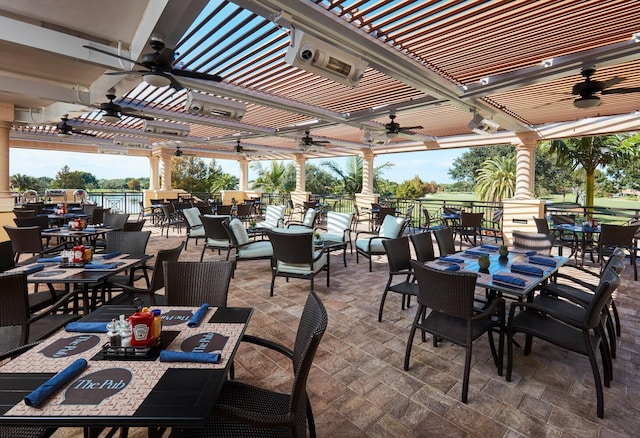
[277,252,327,275]
[182,207,203,228]
[302,209,317,227]
[379,215,405,238]
[327,212,353,236]
[238,241,273,259]
[188,227,206,238]
[228,218,249,245]
[356,238,385,253]
[320,232,344,243]
[263,205,285,228]
[205,238,230,249]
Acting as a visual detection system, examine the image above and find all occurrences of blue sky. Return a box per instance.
[10,148,463,184]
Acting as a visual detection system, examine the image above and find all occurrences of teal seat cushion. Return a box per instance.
[356,238,385,253]
[277,252,327,275]
[238,241,273,259]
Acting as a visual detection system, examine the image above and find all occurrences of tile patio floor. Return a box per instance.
[53,222,640,437]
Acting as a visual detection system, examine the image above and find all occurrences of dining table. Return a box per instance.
[425,245,569,301]
[0,304,252,437]
[551,223,601,266]
[41,225,112,248]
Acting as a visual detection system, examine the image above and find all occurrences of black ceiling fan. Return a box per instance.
[55,116,96,137]
[384,112,423,138]
[84,36,222,91]
[572,67,640,108]
[300,130,330,149]
[174,146,183,157]
[99,89,154,122]
[234,138,258,154]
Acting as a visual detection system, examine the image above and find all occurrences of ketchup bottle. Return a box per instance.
[129,308,154,347]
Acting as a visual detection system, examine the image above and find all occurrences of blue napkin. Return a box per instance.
[101,251,122,260]
[159,350,221,363]
[480,244,499,250]
[42,228,61,232]
[439,256,465,263]
[85,227,96,232]
[510,264,543,277]
[492,274,526,288]
[37,256,62,263]
[188,304,210,328]
[434,262,460,271]
[83,263,118,270]
[65,322,108,333]
[465,249,490,256]
[21,264,45,274]
[529,256,557,267]
[525,250,537,256]
[24,358,87,407]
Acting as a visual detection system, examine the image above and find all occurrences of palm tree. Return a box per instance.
[322,156,393,195]
[474,156,516,202]
[549,135,638,216]
[251,161,287,193]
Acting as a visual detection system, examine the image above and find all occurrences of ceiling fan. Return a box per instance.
[83,36,222,91]
[234,138,258,154]
[173,145,196,157]
[572,67,640,108]
[384,111,423,138]
[56,116,96,137]
[300,130,330,150]
[99,89,154,123]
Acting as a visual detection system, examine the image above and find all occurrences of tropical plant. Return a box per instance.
[251,160,288,193]
[548,135,638,216]
[322,156,394,196]
[474,155,516,202]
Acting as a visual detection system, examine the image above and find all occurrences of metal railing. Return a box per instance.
[87,192,144,215]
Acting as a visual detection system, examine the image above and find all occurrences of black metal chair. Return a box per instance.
[457,211,484,250]
[267,229,329,297]
[506,268,621,418]
[534,217,577,261]
[597,223,638,281]
[378,237,418,322]
[420,208,445,232]
[433,227,456,257]
[481,208,503,244]
[164,261,233,307]
[122,219,146,231]
[176,291,327,438]
[405,261,505,403]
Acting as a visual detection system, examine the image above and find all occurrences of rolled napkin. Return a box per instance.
[37,256,62,263]
[439,256,465,263]
[101,251,122,260]
[480,244,500,250]
[159,350,221,363]
[24,358,87,407]
[65,322,108,333]
[492,274,526,288]
[525,250,537,256]
[21,264,46,274]
[510,264,544,277]
[528,256,557,267]
[188,304,210,328]
[465,249,490,256]
[83,262,118,270]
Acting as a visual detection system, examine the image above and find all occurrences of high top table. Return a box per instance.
[0,304,252,437]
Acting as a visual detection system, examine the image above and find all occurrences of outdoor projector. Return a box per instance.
[285,30,368,88]
[466,113,500,135]
[185,91,247,120]
[142,119,190,137]
[113,136,152,149]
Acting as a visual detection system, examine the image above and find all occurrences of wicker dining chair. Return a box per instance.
[409,231,436,263]
[433,227,456,257]
[199,215,232,261]
[163,260,233,307]
[122,219,146,231]
[511,230,555,256]
[406,261,505,404]
[176,291,327,438]
[597,223,638,281]
[378,237,418,322]
[457,212,484,250]
[3,225,67,264]
[355,215,409,272]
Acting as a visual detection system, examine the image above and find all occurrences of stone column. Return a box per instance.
[513,132,539,200]
[148,155,159,190]
[361,149,374,195]
[239,159,249,192]
[0,104,14,240]
[294,154,306,192]
[159,152,172,191]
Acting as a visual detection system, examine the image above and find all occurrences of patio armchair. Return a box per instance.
[158,204,184,237]
[13,208,36,219]
[3,225,67,264]
[420,208,445,232]
[163,260,233,307]
[378,237,418,322]
[182,206,205,249]
[597,223,638,281]
[235,203,253,224]
[534,217,577,262]
[433,227,456,257]
[103,230,152,288]
[511,231,555,256]
[176,291,327,438]
[216,204,233,215]
[481,208,503,244]
[406,261,505,403]
[199,215,232,261]
[285,208,317,230]
[102,212,130,230]
[255,204,286,229]
[457,211,484,250]
[223,218,273,273]
[314,211,353,265]
[355,215,409,272]
[506,268,621,418]
[122,219,146,231]
[267,229,329,296]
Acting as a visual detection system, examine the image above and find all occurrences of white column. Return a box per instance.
[513,133,539,200]
[360,149,374,195]
[159,152,172,190]
[238,159,249,191]
[294,154,306,192]
[148,155,159,190]
[0,103,13,212]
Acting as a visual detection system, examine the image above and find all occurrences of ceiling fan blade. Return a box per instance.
[602,87,640,95]
[602,76,626,89]
[400,125,424,131]
[82,45,147,68]
[120,110,154,121]
[168,75,184,91]
[105,70,146,76]
[171,69,223,82]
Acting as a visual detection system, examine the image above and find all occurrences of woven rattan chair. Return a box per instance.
[409,231,436,263]
[182,207,205,249]
[200,215,232,261]
[13,208,36,219]
[314,211,353,264]
[511,230,555,256]
[103,230,151,285]
[90,206,107,225]
[122,219,146,231]
[506,268,620,418]
[267,229,329,297]
[433,227,456,257]
[355,215,409,272]
[176,291,327,438]
[378,237,418,322]
[235,203,253,224]
[163,261,233,307]
[406,261,505,403]
[215,204,233,216]
[13,215,49,229]
[285,208,317,230]
[103,212,130,230]
[3,225,66,264]
[534,217,577,261]
[597,223,638,281]
[107,242,184,306]
[457,212,484,250]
